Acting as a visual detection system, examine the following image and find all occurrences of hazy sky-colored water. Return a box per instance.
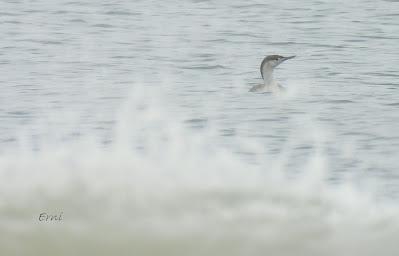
[2,0,399,192]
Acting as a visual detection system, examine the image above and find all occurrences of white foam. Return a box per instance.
[0,83,398,256]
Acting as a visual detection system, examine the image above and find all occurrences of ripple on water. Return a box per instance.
[384,102,399,106]
[326,99,355,104]
[92,24,114,28]
[181,65,227,70]
[7,111,31,118]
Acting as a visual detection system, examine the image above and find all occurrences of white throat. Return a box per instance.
[262,67,275,86]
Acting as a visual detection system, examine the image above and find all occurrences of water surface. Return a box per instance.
[1,0,399,255]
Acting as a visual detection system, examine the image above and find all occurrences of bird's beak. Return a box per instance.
[281,55,296,62]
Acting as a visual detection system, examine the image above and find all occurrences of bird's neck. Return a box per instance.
[262,69,274,86]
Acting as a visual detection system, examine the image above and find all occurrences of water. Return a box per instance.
[1,0,399,255]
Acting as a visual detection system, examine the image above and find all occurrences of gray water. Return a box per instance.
[1,0,399,255]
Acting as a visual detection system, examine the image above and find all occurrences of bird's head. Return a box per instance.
[260,55,295,79]
[262,55,296,69]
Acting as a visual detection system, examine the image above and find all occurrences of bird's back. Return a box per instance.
[249,83,265,92]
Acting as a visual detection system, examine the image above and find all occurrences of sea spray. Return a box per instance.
[0,84,398,256]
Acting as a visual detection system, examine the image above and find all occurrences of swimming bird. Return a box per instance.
[249,55,295,92]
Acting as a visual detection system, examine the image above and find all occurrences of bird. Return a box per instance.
[249,55,295,92]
